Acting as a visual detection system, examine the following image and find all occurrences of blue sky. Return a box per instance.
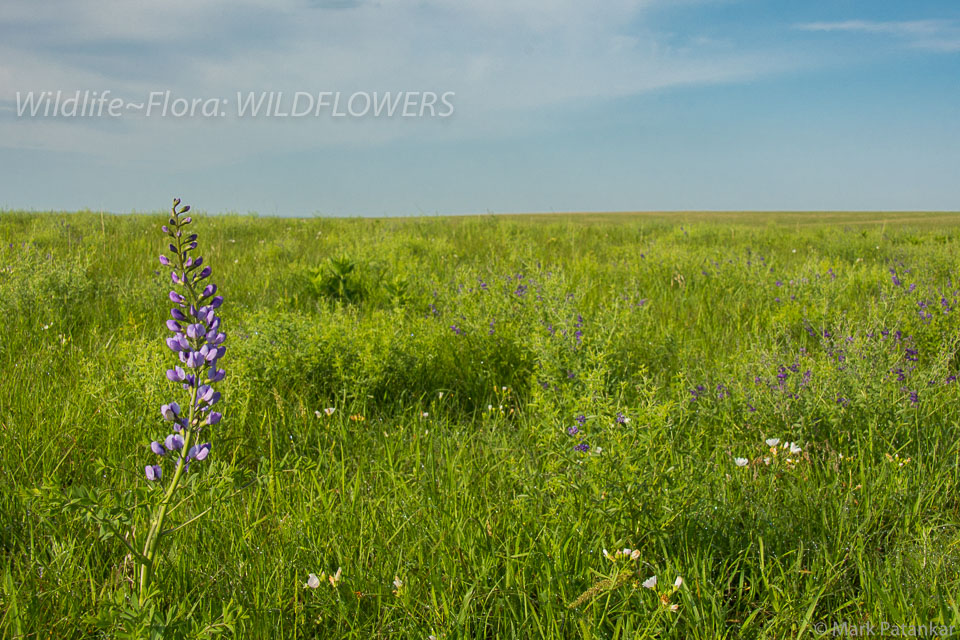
[0,0,958,215]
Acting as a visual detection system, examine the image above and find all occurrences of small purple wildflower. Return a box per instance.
[575,414,586,426]
[574,442,589,452]
[567,425,579,436]
[615,412,628,424]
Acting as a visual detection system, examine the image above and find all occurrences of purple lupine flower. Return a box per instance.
[161,402,181,421]
[150,441,166,456]
[165,434,184,451]
[145,465,162,481]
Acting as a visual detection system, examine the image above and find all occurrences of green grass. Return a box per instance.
[2,210,960,638]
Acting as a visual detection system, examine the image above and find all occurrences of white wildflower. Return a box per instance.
[734,457,749,467]
[642,575,657,589]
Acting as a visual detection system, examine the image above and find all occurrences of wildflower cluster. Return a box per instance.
[734,437,803,468]
[305,567,343,589]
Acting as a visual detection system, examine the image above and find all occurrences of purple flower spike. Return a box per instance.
[159,255,170,265]
[206,412,222,426]
[165,434,184,451]
[145,465,162,481]
[151,441,166,456]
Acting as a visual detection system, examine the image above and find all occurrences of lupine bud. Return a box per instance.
[166,367,185,382]
[208,368,225,382]
[201,284,217,299]
[209,296,223,308]
[166,320,182,333]
[145,465,162,481]
[207,412,222,425]
[166,337,181,352]
[159,254,170,265]
[184,257,194,268]
[169,243,177,252]
[165,434,184,450]
[169,291,185,304]
[151,441,166,456]
[171,272,181,284]
[194,443,211,461]
[171,308,187,321]
[192,256,203,268]
[196,266,212,281]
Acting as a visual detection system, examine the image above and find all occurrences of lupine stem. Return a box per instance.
[139,398,195,603]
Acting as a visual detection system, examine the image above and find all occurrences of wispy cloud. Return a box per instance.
[796,19,960,52]
[0,0,794,163]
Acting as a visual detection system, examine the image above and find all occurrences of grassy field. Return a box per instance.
[2,210,960,638]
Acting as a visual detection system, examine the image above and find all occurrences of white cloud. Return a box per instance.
[0,0,793,162]
[795,19,960,52]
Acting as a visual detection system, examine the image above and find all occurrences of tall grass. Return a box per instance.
[2,211,960,638]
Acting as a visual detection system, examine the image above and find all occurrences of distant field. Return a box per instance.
[493,211,960,227]
[2,210,960,638]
